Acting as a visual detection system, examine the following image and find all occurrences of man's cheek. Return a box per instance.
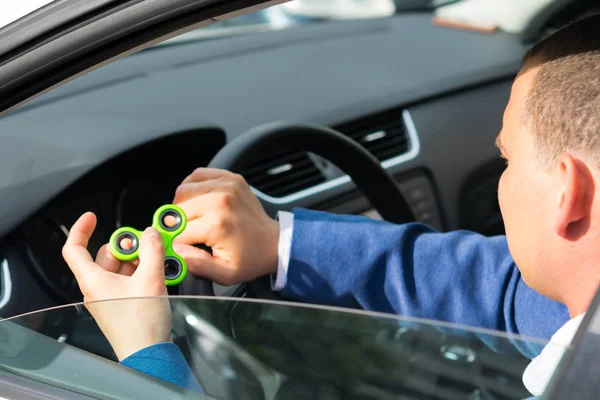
[498,171,519,240]
[497,171,508,217]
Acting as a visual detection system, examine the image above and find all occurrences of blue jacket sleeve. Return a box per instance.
[120,342,203,394]
[282,209,569,341]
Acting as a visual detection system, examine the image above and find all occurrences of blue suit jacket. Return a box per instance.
[120,208,570,392]
[281,209,569,339]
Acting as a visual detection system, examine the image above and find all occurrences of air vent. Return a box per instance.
[337,110,409,162]
[242,109,413,200]
[241,150,326,198]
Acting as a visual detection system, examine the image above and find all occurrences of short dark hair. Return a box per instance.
[520,13,600,168]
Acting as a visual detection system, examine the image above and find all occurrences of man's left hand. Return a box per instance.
[62,212,172,361]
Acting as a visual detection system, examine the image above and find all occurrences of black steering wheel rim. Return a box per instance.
[179,121,416,297]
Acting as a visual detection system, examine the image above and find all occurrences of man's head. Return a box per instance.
[497,14,600,315]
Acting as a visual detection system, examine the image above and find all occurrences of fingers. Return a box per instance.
[173,180,222,204]
[96,244,138,276]
[95,244,121,274]
[176,190,239,223]
[62,212,102,282]
[118,263,137,277]
[65,212,96,253]
[173,244,236,285]
[181,168,231,185]
[175,170,247,209]
[172,218,216,247]
[135,228,166,281]
[175,171,251,223]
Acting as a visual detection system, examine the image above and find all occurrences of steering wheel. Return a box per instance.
[179,122,416,297]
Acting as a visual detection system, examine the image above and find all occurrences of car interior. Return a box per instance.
[1,0,600,398]
[1,0,598,312]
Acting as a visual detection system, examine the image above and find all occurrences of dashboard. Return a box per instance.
[0,13,521,317]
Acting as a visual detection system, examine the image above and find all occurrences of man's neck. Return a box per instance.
[568,305,588,319]
[564,284,597,318]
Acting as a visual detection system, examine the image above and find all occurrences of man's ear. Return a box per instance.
[554,154,592,238]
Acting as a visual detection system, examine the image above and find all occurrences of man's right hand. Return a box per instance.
[172,168,280,285]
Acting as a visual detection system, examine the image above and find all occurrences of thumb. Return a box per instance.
[173,243,237,285]
[135,228,166,282]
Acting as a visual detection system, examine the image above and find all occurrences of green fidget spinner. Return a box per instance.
[109,204,187,286]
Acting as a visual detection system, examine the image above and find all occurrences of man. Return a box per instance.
[63,14,600,397]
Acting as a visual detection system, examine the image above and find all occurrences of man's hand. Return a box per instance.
[172,168,279,285]
[62,212,172,361]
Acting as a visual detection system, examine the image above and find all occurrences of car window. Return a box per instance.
[0,297,561,399]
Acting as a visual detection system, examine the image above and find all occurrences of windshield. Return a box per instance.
[0,297,563,400]
[1,1,467,43]
[157,0,398,46]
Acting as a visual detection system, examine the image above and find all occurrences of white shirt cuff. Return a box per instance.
[271,211,294,291]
